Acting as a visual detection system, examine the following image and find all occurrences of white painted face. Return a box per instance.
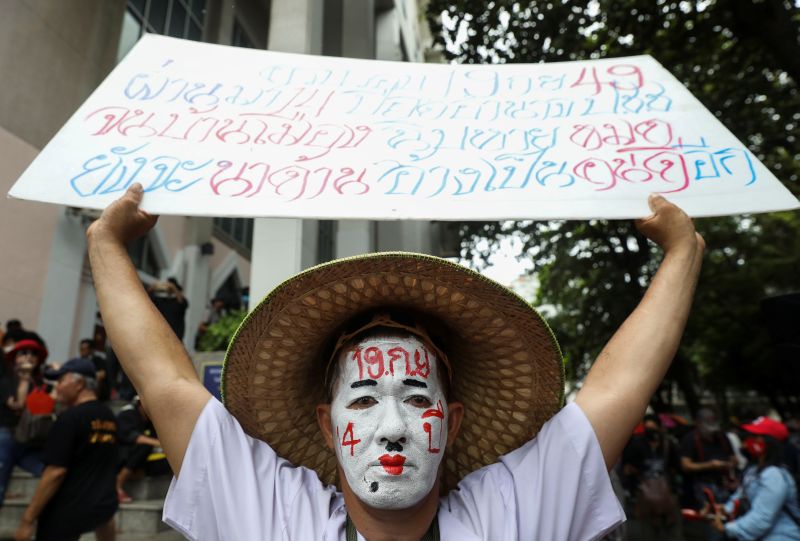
[330,332,448,509]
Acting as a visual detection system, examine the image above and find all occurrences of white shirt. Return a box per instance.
[164,399,625,540]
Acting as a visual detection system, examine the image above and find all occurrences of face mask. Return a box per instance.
[329,333,448,510]
[742,437,766,461]
[645,428,660,442]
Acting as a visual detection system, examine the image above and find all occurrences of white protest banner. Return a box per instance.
[9,34,799,220]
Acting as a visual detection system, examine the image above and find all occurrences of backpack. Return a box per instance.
[14,385,55,446]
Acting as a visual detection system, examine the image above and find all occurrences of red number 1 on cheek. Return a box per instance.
[341,422,361,456]
[421,400,445,454]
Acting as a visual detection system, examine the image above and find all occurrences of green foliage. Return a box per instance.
[427,0,800,411]
[196,310,247,352]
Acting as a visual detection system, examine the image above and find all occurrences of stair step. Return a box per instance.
[5,471,171,502]
[0,497,169,536]
[0,469,173,535]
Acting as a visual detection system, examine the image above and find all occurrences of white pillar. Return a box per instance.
[250,0,324,309]
[37,209,87,363]
[183,217,213,351]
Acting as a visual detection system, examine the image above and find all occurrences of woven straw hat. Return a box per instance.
[222,252,563,490]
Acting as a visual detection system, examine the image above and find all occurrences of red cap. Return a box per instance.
[742,417,789,441]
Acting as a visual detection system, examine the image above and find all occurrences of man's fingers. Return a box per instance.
[125,183,145,205]
[647,193,670,213]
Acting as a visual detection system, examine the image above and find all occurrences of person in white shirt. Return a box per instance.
[87,184,704,541]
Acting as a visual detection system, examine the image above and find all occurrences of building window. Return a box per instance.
[122,0,206,43]
[214,217,254,257]
[318,221,336,263]
[232,19,255,49]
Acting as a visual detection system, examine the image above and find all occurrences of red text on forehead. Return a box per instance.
[350,344,432,381]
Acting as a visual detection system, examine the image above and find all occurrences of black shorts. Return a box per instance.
[36,504,116,541]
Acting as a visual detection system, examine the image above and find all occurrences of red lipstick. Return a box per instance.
[378,454,406,475]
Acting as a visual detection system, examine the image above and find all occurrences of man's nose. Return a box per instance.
[377,399,408,445]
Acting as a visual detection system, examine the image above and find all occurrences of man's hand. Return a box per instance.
[14,518,34,541]
[635,194,705,255]
[87,183,158,245]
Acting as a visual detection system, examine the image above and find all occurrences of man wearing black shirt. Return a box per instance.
[15,358,118,541]
[147,277,188,341]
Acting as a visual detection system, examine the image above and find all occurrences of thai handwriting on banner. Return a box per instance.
[85,107,372,161]
[119,63,672,121]
[69,144,213,197]
[125,76,336,117]
[375,129,574,198]
[568,120,757,192]
[381,124,559,163]
[209,160,368,200]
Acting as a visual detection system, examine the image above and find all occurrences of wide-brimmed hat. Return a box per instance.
[222,252,564,489]
[4,339,48,365]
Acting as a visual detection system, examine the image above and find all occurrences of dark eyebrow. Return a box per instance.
[403,379,427,388]
[351,380,378,389]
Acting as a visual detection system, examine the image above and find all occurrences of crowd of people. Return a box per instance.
[0,320,168,540]
[616,406,800,540]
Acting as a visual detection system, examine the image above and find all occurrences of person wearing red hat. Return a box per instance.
[709,417,800,540]
[0,339,50,508]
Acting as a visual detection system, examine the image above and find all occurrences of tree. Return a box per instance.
[426,0,800,415]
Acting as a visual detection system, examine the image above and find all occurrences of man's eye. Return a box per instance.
[347,397,377,409]
[406,396,432,408]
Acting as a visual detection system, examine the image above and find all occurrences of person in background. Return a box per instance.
[2,321,46,352]
[681,407,737,541]
[147,277,188,342]
[711,417,800,540]
[0,339,49,507]
[78,338,109,401]
[116,396,169,503]
[621,414,683,541]
[15,358,118,541]
[195,296,228,348]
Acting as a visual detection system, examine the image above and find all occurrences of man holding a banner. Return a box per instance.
[81,183,703,540]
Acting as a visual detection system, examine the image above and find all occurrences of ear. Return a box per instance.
[316,404,335,450]
[445,401,464,447]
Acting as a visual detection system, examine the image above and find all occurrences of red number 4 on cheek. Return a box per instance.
[341,422,361,456]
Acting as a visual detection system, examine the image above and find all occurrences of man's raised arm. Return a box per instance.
[87,184,211,475]
[575,195,705,470]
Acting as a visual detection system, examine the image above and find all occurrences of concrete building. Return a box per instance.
[0,0,455,364]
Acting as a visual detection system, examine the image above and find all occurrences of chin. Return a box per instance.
[353,475,435,511]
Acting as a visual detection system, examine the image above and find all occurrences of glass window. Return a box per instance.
[168,1,188,37]
[232,19,255,49]
[213,217,253,256]
[188,20,202,41]
[120,0,206,52]
[148,0,168,33]
[130,0,146,15]
[190,0,206,22]
[317,221,336,263]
